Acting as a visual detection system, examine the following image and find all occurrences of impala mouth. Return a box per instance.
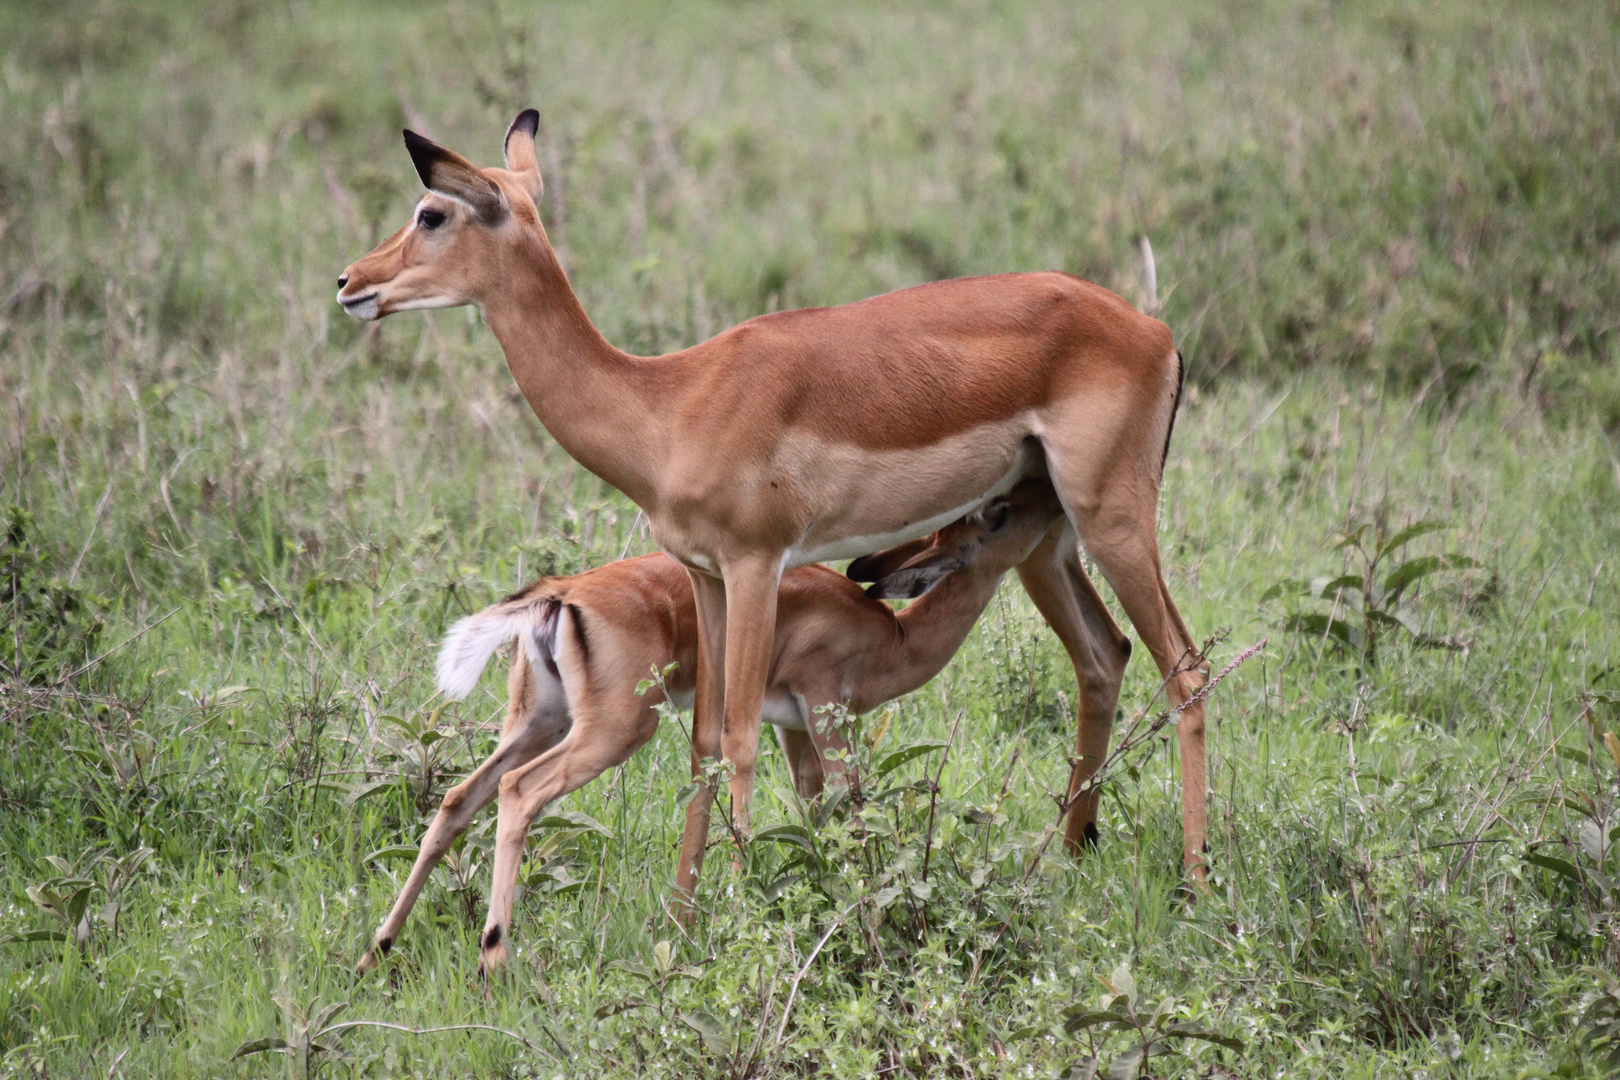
[338,291,380,320]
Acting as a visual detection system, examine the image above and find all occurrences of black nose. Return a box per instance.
[337,275,349,289]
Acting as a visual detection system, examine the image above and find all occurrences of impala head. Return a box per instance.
[849,480,1065,600]
[336,110,550,320]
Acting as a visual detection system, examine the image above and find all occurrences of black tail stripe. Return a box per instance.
[1160,349,1186,477]
[564,602,591,667]
[535,599,562,677]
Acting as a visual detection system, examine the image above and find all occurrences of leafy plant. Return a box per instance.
[1060,962,1244,1080]
[3,847,152,950]
[335,706,461,816]
[232,998,351,1079]
[1262,518,1477,668]
[595,940,728,1057]
[1576,967,1620,1072]
[1526,692,1620,963]
[0,506,105,685]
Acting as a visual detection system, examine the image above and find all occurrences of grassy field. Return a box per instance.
[2,0,1619,1076]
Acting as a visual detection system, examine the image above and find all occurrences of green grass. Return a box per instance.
[2,1,1619,1076]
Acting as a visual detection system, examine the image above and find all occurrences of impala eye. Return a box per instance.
[417,208,446,230]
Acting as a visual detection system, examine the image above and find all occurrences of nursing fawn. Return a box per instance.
[358,480,1062,975]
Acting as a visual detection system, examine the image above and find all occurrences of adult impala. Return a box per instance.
[337,111,1210,960]
[358,480,1063,974]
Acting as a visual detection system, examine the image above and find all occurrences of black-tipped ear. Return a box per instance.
[403,129,442,188]
[847,536,933,583]
[502,109,544,203]
[504,109,539,154]
[865,558,961,601]
[403,129,507,225]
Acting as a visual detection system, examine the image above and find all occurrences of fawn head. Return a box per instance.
[848,479,1064,600]
[336,110,550,321]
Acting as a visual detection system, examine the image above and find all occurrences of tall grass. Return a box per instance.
[1,1,1618,1076]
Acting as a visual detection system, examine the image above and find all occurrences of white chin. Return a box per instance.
[391,295,460,313]
[340,297,379,321]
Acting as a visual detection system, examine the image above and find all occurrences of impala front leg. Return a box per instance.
[717,555,782,844]
[675,570,727,915]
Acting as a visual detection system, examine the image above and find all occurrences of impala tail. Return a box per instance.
[436,590,562,699]
[1161,348,1186,478]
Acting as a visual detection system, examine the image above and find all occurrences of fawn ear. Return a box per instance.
[502,109,545,205]
[403,129,507,225]
[865,554,964,601]
[847,536,935,583]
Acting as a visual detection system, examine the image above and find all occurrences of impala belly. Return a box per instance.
[783,421,1042,568]
[664,686,808,730]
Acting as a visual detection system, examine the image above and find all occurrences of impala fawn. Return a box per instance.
[358,479,1063,974]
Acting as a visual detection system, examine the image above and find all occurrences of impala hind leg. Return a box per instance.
[777,728,826,801]
[776,688,855,803]
[1047,467,1210,878]
[358,648,569,973]
[479,689,657,976]
[1014,519,1132,854]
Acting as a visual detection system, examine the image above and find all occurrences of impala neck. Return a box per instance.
[479,230,667,507]
[876,566,1011,704]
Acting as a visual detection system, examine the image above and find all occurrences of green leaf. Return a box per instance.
[0,929,68,945]
[1105,1046,1144,1080]
[754,824,813,849]
[594,997,651,1019]
[762,873,803,901]
[231,1036,290,1059]
[1257,579,1307,605]
[1286,613,1359,650]
[652,939,675,975]
[1380,520,1445,557]
[65,885,92,927]
[535,810,614,838]
[363,845,420,864]
[310,1001,349,1034]
[872,884,906,909]
[679,1009,729,1054]
[875,740,948,777]
[1382,555,1445,597]
[1554,744,1591,767]
[1316,574,1364,599]
[341,778,403,807]
[1108,963,1136,1003]
[1525,852,1584,882]
[1063,1010,1130,1035]
[1162,1021,1246,1051]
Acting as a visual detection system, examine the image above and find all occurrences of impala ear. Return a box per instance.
[846,536,934,583]
[403,129,507,225]
[865,554,964,601]
[502,109,545,204]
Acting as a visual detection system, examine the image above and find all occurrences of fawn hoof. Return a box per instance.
[355,935,391,975]
[478,925,507,980]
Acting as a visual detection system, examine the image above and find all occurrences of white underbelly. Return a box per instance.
[784,425,1043,568]
[663,687,808,730]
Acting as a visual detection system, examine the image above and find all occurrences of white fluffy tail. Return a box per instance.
[436,597,558,700]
